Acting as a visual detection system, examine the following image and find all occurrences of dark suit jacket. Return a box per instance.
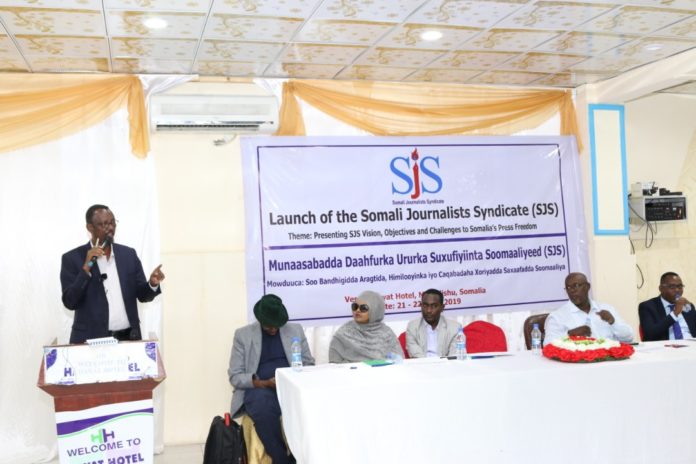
[60,242,161,344]
[638,296,696,341]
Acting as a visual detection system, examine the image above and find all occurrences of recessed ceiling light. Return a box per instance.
[420,30,443,42]
[143,17,168,30]
[644,43,663,51]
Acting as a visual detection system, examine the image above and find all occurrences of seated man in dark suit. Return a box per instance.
[639,272,695,341]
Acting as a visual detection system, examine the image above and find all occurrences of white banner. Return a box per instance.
[242,136,588,325]
[55,400,153,464]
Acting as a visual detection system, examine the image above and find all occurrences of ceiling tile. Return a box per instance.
[465,28,561,51]
[27,56,109,72]
[0,7,105,36]
[295,19,395,45]
[410,0,528,28]
[469,69,548,85]
[533,71,614,87]
[105,0,210,13]
[112,57,191,73]
[281,43,367,64]
[535,31,633,55]
[569,53,641,73]
[0,57,28,71]
[657,16,696,39]
[0,1,102,9]
[264,62,345,78]
[433,50,519,68]
[610,37,695,61]
[501,51,588,72]
[198,40,284,62]
[205,14,303,41]
[356,47,446,67]
[405,68,482,82]
[380,24,482,49]
[611,0,696,9]
[194,60,269,76]
[107,11,206,38]
[111,37,198,59]
[338,65,417,81]
[497,1,616,30]
[15,35,108,58]
[211,0,320,17]
[311,0,426,22]
[580,6,693,35]
[0,32,16,53]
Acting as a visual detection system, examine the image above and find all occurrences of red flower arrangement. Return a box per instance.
[542,336,634,363]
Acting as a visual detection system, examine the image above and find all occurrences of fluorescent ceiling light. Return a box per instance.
[644,43,663,51]
[143,17,168,29]
[420,30,443,42]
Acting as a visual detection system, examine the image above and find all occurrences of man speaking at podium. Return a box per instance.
[60,204,165,344]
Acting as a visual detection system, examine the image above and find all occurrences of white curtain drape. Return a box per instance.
[0,108,160,463]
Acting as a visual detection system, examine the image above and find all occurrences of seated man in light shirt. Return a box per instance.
[544,272,633,345]
[406,288,461,357]
[638,271,695,341]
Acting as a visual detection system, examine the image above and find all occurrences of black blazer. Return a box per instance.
[638,296,696,341]
[60,242,161,344]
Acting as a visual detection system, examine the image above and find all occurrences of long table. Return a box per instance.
[276,342,696,464]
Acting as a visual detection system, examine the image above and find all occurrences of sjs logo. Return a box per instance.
[390,148,442,199]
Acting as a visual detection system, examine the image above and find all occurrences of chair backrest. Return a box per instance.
[398,332,411,359]
[523,313,549,350]
[463,320,507,353]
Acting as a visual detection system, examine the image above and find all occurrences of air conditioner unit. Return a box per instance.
[149,94,279,133]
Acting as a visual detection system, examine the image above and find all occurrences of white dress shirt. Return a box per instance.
[544,299,634,345]
[94,245,130,331]
[425,324,439,358]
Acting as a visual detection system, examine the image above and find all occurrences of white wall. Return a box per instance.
[152,120,247,444]
[625,94,696,304]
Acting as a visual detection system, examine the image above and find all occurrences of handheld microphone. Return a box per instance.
[88,235,113,267]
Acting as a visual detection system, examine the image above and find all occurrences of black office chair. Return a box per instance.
[523,313,549,350]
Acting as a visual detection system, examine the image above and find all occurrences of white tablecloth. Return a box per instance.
[276,342,696,464]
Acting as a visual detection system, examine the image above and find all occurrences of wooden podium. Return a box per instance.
[37,340,166,464]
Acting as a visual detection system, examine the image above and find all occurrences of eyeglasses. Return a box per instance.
[564,283,588,291]
[351,303,369,313]
[93,219,118,229]
[661,284,685,290]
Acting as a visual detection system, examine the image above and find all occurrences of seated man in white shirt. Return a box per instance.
[544,272,633,345]
[406,288,461,358]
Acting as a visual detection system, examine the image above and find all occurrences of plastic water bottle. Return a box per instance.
[455,327,467,361]
[290,337,302,372]
[531,323,542,355]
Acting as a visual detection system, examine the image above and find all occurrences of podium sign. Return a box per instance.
[56,399,153,464]
[38,340,165,464]
[44,341,159,385]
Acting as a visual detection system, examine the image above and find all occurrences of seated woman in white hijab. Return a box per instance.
[329,290,403,363]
